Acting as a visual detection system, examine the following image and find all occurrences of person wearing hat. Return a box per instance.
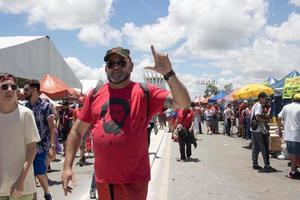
[250,92,274,172]
[62,45,191,199]
[0,73,41,200]
[277,93,300,179]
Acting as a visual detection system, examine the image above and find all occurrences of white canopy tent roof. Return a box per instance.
[0,36,82,89]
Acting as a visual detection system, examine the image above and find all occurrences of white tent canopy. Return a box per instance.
[0,36,82,89]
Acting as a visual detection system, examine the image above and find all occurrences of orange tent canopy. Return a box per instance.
[40,74,73,100]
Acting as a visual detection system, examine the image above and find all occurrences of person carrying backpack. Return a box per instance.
[61,45,191,200]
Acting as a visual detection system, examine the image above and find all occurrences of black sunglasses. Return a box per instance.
[0,83,18,91]
[106,60,127,69]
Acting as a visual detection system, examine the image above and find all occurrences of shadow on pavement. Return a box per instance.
[184,158,200,163]
[76,161,94,166]
[242,145,252,150]
[258,168,282,173]
[48,179,62,186]
[47,169,61,173]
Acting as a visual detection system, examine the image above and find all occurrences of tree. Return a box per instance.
[204,83,219,97]
[224,83,233,93]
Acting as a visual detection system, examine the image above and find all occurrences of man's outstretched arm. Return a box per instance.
[62,120,90,196]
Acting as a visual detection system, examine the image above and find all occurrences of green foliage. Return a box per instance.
[204,83,219,97]
[224,83,233,93]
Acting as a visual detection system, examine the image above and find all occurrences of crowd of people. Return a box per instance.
[0,44,299,200]
[156,92,300,177]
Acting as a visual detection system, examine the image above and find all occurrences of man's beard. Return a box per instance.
[24,93,32,100]
[107,73,130,85]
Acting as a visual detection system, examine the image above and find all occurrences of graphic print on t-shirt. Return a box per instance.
[101,98,130,135]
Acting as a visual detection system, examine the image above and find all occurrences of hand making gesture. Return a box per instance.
[145,45,173,76]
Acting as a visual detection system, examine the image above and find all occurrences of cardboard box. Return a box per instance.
[269,134,282,152]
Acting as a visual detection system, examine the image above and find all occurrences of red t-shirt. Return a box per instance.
[79,82,169,183]
[177,109,194,129]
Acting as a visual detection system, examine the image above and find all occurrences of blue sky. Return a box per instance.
[0,0,300,97]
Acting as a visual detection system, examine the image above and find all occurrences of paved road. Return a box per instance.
[37,124,300,200]
[165,133,300,200]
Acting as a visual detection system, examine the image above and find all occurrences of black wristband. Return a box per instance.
[163,70,175,81]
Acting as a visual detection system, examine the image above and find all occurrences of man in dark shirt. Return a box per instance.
[58,100,73,154]
[24,80,55,200]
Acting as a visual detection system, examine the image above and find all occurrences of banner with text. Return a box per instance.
[283,76,300,99]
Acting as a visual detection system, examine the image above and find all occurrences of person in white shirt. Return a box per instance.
[0,73,40,200]
[250,92,274,172]
[277,93,300,179]
[223,104,234,136]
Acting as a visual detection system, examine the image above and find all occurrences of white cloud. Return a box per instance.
[122,0,267,52]
[0,0,32,14]
[209,36,300,80]
[131,58,154,82]
[78,25,123,46]
[266,13,300,42]
[289,0,300,7]
[178,0,267,51]
[65,57,107,81]
[122,17,185,51]
[0,0,112,29]
[0,0,121,45]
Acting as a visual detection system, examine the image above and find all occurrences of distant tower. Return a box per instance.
[143,71,166,89]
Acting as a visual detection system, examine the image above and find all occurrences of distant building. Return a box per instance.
[144,71,166,89]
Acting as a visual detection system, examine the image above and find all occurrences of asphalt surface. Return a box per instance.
[36,123,300,200]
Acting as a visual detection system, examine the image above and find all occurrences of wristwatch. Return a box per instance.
[50,144,56,148]
[163,70,176,81]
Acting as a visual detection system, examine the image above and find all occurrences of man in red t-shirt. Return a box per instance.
[61,45,191,200]
[175,108,194,160]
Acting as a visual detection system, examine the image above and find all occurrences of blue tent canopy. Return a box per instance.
[270,70,300,90]
[208,91,226,103]
[264,76,278,86]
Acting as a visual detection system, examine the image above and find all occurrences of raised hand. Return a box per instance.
[145,45,172,75]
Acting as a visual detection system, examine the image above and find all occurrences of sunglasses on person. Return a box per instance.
[106,60,127,69]
[0,83,18,91]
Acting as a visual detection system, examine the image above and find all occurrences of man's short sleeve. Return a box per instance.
[254,103,262,116]
[45,103,54,119]
[78,92,93,123]
[24,110,41,144]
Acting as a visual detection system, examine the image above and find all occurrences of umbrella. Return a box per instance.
[233,84,274,100]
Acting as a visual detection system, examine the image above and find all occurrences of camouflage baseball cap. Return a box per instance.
[104,47,131,61]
